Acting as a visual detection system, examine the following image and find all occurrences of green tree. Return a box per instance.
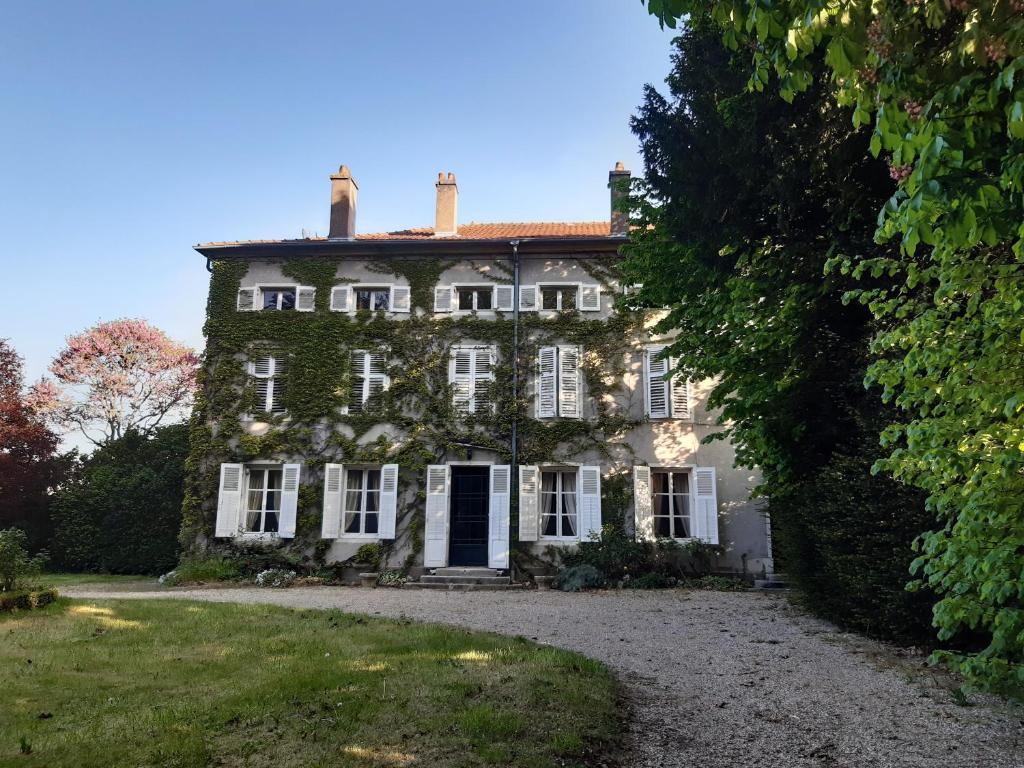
[50,424,189,575]
[624,22,935,642]
[642,0,1024,693]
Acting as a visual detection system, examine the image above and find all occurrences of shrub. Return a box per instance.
[624,572,675,589]
[376,570,408,587]
[555,564,605,592]
[163,556,240,585]
[254,569,296,588]
[0,587,58,612]
[50,424,188,575]
[0,528,46,591]
[353,542,384,569]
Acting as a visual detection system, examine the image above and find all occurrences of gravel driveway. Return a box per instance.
[64,586,1022,767]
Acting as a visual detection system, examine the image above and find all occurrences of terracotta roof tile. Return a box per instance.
[198,221,614,248]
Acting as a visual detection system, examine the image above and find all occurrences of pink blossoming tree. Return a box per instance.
[29,319,199,446]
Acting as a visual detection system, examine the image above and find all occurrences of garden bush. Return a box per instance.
[0,587,58,612]
[50,424,188,575]
[162,555,241,585]
[0,527,47,591]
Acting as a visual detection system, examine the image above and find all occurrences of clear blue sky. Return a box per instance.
[0,1,672,389]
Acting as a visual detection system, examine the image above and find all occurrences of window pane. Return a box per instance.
[355,289,371,310]
[264,511,279,532]
[654,516,671,537]
[244,509,261,532]
[366,470,381,490]
[560,287,577,308]
[344,512,361,533]
[265,490,281,512]
[347,469,363,491]
[542,513,558,537]
[267,470,283,490]
[541,288,559,310]
[373,290,390,310]
[280,290,295,310]
[364,513,378,534]
[476,289,492,310]
[262,291,279,310]
[651,472,669,494]
[247,470,265,491]
[457,289,474,310]
[365,490,380,512]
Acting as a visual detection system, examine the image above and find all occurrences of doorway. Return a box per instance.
[449,466,490,566]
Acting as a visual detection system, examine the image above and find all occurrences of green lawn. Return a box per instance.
[39,573,162,591]
[0,599,621,767]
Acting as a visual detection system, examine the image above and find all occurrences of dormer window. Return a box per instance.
[457,286,493,311]
[236,285,315,312]
[354,287,391,311]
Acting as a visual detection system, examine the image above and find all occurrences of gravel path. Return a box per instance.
[65,586,1022,767]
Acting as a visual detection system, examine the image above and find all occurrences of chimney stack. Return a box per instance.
[608,161,631,236]
[329,164,358,240]
[434,171,458,236]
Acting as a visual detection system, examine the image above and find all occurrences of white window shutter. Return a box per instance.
[558,345,581,418]
[321,463,344,538]
[252,356,273,377]
[536,347,557,418]
[391,286,411,313]
[450,348,473,414]
[330,286,351,312]
[473,348,493,413]
[423,465,450,567]
[669,359,692,419]
[367,351,389,408]
[519,285,538,311]
[494,285,514,311]
[269,357,286,414]
[237,287,257,311]
[693,467,719,545]
[378,464,399,539]
[645,347,670,419]
[488,465,511,569]
[633,466,654,542]
[296,286,316,312]
[214,463,244,537]
[349,351,367,412]
[517,465,540,542]
[278,463,301,538]
[577,466,602,541]
[578,284,601,311]
[434,285,452,312]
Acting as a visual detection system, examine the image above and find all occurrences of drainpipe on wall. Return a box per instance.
[510,240,520,471]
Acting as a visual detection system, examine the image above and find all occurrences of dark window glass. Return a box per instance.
[476,288,492,310]
[541,288,560,310]
[355,288,390,311]
[458,289,475,310]
[262,288,296,311]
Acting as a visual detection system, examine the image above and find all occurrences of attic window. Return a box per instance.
[354,287,390,311]
[262,287,296,311]
[540,285,578,311]
[457,287,493,311]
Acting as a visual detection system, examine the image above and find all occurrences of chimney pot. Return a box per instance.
[434,170,458,237]
[329,164,358,240]
[608,162,631,237]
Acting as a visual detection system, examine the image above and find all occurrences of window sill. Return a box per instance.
[235,532,281,541]
[539,536,581,544]
[337,533,382,541]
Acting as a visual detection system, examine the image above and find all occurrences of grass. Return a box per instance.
[38,573,161,591]
[0,599,621,767]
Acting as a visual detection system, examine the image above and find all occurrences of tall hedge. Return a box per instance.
[50,424,188,574]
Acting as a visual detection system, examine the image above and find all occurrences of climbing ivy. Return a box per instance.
[180,257,644,571]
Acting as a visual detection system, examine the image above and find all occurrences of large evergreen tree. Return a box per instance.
[623,24,934,642]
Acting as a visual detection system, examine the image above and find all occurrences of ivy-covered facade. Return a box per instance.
[183,164,773,577]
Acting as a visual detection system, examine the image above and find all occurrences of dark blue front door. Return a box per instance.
[449,467,489,566]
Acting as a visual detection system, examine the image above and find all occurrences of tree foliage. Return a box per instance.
[0,339,61,549]
[29,319,198,447]
[50,424,189,575]
[642,0,1024,693]
[623,23,934,643]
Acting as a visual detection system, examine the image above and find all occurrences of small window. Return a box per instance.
[243,467,282,533]
[540,285,578,311]
[456,286,493,311]
[344,468,381,535]
[262,287,296,311]
[540,469,578,539]
[651,471,691,538]
[354,287,391,311]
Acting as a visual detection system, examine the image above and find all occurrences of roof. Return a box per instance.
[197,221,614,249]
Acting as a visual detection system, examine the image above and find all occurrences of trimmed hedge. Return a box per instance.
[0,587,58,612]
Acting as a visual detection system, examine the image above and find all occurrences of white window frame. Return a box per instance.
[238,284,315,312]
[340,466,384,539]
[538,466,582,542]
[240,465,284,538]
[343,350,390,415]
[248,355,286,416]
[650,468,693,540]
[537,282,581,312]
[453,283,496,312]
[449,345,496,414]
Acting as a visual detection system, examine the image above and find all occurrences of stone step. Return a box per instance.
[403,582,528,592]
[420,574,511,586]
[753,576,789,590]
[432,567,503,578]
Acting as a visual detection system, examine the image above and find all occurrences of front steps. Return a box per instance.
[753,573,789,590]
[404,567,527,591]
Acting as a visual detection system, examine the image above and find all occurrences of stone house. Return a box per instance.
[187,163,773,580]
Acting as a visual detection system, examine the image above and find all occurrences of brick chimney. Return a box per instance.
[608,161,631,237]
[434,172,458,236]
[328,164,358,240]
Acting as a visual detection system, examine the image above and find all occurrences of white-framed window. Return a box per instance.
[243,466,283,534]
[644,346,692,420]
[346,350,389,414]
[329,284,411,314]
[651,470,692,539]
[343,467,381,536]
[540,469,578,539]
[237,285,315,312]
[536,345,581,418]
[434,284,514,313]
[519,283,601,312]
[450,346,495,414]
[249,355,286,415]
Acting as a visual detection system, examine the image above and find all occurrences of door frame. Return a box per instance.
[447,464,491,567]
